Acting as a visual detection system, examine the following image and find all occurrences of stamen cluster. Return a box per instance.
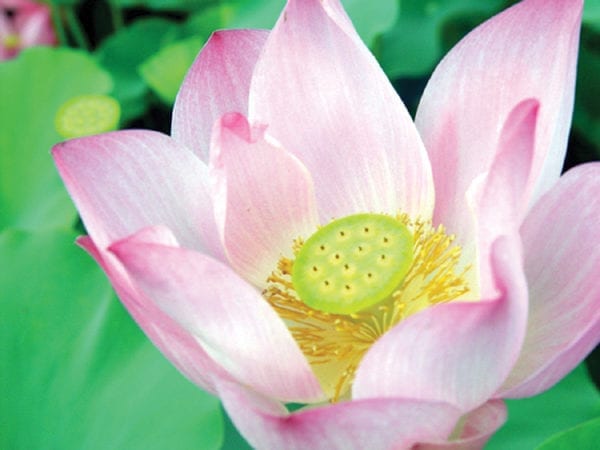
[263,214,470,401]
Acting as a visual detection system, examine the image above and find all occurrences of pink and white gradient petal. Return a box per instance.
[417,0,582,246]
[77,229,233,394]
[14,1,55,47]
[249,0,433,221]
[498,163,600,397]
[217,379,462,450]
[415,400,507,450]
[110,237,324,403]
[52,130,225,260]
[172,30,268,161]
[471,99,538,294]
[353,237,528,413]
[0,1,40,7]
[209,112,319,287]
[0,9,15,59]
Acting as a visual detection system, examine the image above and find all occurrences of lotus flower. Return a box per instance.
[53,0,599,448]
[0,0,56,60]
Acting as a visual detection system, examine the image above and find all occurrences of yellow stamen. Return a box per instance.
[3,34,20,50]
[263,213,470,402]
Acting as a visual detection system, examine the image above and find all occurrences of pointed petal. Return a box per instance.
[15,3,56,47]
[77,230,233,394]
[415,400,507,450]
[499,163,600,397]
[52,130,225,260]
[217,380,461,450]
[249,0,433,220]
[172,30,268,161]
[501,323,600,399]
[110,236,324,403]
[472,99,539,293]
[0,12,14,59]
[353,236,528,412]
[210,113,318,287]
[417,0,582,240]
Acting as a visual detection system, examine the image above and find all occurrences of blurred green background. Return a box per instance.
[1,0,598,449]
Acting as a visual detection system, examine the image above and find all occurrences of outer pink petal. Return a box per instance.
[210,112,318,287]
[0,0,38,7]
[415,400,507,450]
[353,236,528,412]
[52,130,225,260]
[172,30,268,161]
[498,163,600,397]
[77,229,233,394]
[0,12,15,60]
[110,236,324,403]
[217,380,461,450]
[15,3,56,47]
[249,0,433,221]
[472,99,538,294]
[417,0,582,244]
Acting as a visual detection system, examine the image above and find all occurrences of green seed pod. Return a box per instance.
[292,213,414,314]
[55,94,120,139]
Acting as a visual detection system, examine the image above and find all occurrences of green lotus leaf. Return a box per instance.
[95,18,184,121]
[0,47,112,232]
[535,417,600,450]
[379,0,504,77]
[486,365,600,450]
[536,417,600,450]
[0,229,223,449]
[139,36,205,105]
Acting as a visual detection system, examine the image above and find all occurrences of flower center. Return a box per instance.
[3,33,20,50]
[264,213,470,401]
[54,94,121,139]
[292,214,413,314]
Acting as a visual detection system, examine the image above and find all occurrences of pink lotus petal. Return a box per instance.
[249,0,433,221]
[0,7,16,60]
[415,400,507,450]
[77,230,233,394]
[353,236,528,412]
[472,99,538,293]
[0,1,55,60]
[110,237,324,403]
[498,163,600,397]
[0,8,11,31]
[210,112,318,286]
[0,0,38,7]
[417,0,582,246]
[14,2,55,47]
[217,379,461,450]
[501,323,600,399]
[172,30,268,161]
[52,130,225,260]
